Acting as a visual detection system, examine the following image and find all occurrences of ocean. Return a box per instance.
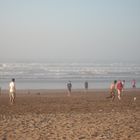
[0,61,140,89]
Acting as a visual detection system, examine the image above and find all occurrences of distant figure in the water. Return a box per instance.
[9,78,16,105]
[84,81,88,93]
[67,81,72,96]
[106,80,117,101]
[132,79,136,88]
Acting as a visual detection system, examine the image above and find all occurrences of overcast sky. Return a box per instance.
[0,0,140,62]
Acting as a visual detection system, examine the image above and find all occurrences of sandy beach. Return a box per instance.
[0,89,139,140]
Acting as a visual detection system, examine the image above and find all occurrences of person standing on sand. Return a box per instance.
[67,81,72,96]
[106,80,117,101]
[9,78,16,105]
[116,80,123,100]
[84,81,88,93]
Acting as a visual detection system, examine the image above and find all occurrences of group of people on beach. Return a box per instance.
[67,81,88,96]
[67,79,136,99]
[67,80,125,100]
[107,80,124,101]
[107,79,136,101]
[1,78,137,104]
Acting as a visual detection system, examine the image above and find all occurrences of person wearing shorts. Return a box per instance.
[9,78,16,105]
[107,80,117,101]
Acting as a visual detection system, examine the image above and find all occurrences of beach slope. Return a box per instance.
[0,89,139,140]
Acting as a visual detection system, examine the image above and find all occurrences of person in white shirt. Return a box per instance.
[9,78,16,105]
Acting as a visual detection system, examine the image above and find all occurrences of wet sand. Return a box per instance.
[0,89,140,140]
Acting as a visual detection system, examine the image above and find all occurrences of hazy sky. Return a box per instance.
[0,0,140,62]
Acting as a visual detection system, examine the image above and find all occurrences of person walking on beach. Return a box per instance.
[116,80,123,100]
[9,78,16,105]
[106,80,117,101]
[67,81,72,96]
[84,81,88,93]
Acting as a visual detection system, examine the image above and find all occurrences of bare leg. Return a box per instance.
[117,90,121,100]
[106,91,113,98]
[67,89,71,96]
[9,93,15,105]
[112,93,115,101]
[9,94,12,105]
[13,93,16,104]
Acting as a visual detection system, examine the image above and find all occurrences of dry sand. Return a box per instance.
[0,89,139,140]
